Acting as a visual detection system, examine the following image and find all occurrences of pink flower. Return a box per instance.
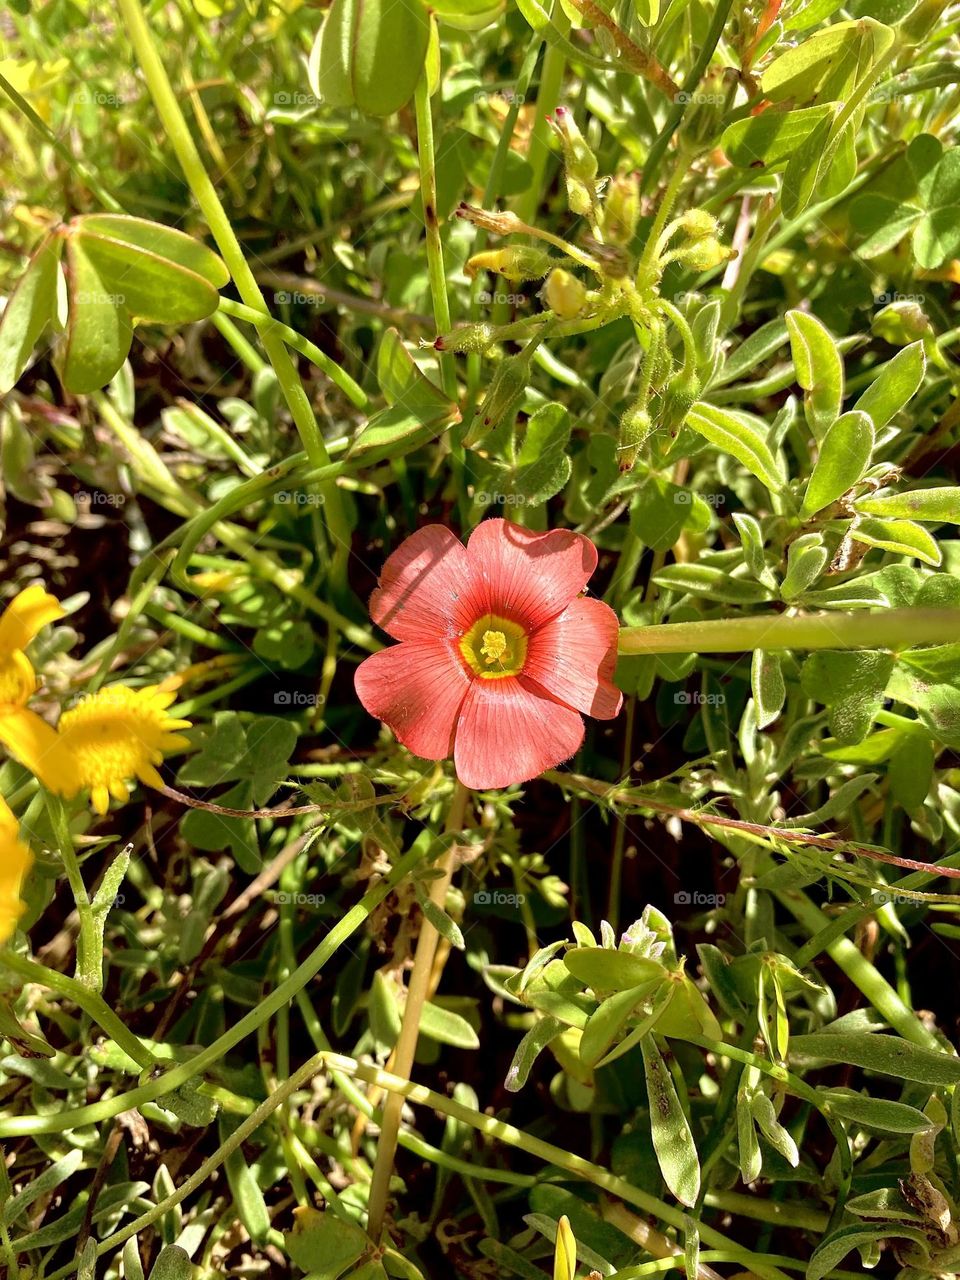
[354,519,622,790]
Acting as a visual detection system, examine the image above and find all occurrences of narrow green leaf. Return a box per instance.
[564,947,665,992]
[76,231,221,325]
[752,650,786,730]
[852,342,925,428]
[505,1015,565,1092]
[62,236,133,393]
[800,410,875,516]
[849,516,942,566]
[856,486,960,523]
[686,402,785,490]
[786,310,843,441]
[641,1034,700,1206]
[76,214,228,287]
[790,1032,960,1084]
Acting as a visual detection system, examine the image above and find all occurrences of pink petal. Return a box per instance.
[370,525,478,641]
[524,597,623,719]
[454,676,584,790]
[466,519,598,629]
[355,639,470,760]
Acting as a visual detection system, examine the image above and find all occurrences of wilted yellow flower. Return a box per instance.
[53,685,191,815]
[0,795,33,944]
[0,584,63,708]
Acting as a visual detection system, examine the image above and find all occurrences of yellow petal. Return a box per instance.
[0,707,79,795]
[0,585,64,658]
[0,650,38,707]
[0,794,33,945]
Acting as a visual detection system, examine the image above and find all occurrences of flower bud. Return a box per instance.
[466,246,556,282]
[602,171,640,246]
[676,209,718,242]
[548,105,598,182]
[432,323,495,354]
[617,404,654,473]
[463,355,528,447]
[872,300,933,345]
[543,268,586,320]
[675,237,735,271]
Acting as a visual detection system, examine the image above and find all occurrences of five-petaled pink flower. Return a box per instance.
[354,519,622,790]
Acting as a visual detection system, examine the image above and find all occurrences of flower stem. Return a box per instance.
[366,779,471,1240]
[43,792,101,991]
[115,0,353,592]
[619,608,960,655]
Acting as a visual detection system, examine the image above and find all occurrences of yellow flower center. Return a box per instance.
[460,615,528,679]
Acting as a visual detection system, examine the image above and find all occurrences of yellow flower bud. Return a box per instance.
[543,268,586,320]
[465,247,556,282]
[602,171,640,246]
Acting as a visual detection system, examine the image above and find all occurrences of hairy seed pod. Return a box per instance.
[617,404,654,473]
[602,171,640,246]
[433,323,495,354]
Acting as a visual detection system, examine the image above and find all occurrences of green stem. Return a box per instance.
[515,15,567,226]
[0,839,428,1139]
[619,608,960,655]
[366,780,470,1240]
[0,952,156,1070]
[414,74,456,401]
[115,0,353,592]
[43,792,101,991]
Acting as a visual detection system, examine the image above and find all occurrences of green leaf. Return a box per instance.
[807,1223,931,1280]
[376,327,450,415]
[720,106,833,170]
[781,533,828,600]
[823,1089,937,1134]
[852,342,925,428]
[786,311,843,441]
[800,650,894,744]
[564,947,665,992]
[420,1000,480,1049]
[760,20,891,104]
[686,402,785,491]
[285,1207,368,1278]
[0,231,62,393]
[737,1090,762,1182]
[310,0,430,117]
[147,1246,193,1280]
[220,1114,271,1244]
[790,1032,960,1085]
[74,229,221,325]
[481,402,572,507]
[579,982,660,1068]
[912,145,960,267]
[856,486,960,523]
[652,563,770,604]
[849,516,942,566]
[641,1034,700,1207]
[889,732,935,811]
[62,235,133,394]
[800,410,875,516]
[752,650,786,730]
[76,214,228,288]
[630,474,711,552]
[505,1015,565,1092]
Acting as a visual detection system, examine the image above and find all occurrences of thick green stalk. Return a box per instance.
[115,0,353,590]
[619,609,960,655]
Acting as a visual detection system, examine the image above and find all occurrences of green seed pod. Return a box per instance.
[602,171,640,246]
[676,209,718,242]
[675,237,734,272]
[617,403,654,473]
[658,371,701,435]
[309,0,429,118]
[463,355,528,447]
[565,173,597,220]
[543,268,586,320]
[465,246,556,282]
[433,323,495,354]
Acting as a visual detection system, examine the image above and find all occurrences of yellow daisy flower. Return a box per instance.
[0,795,33,944]
[0,584,63,708]
[53,685,192,815]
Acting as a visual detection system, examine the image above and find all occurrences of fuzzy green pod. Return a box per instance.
[602,171,640,246]
[617,403,654,472]
[433,323,495,354]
